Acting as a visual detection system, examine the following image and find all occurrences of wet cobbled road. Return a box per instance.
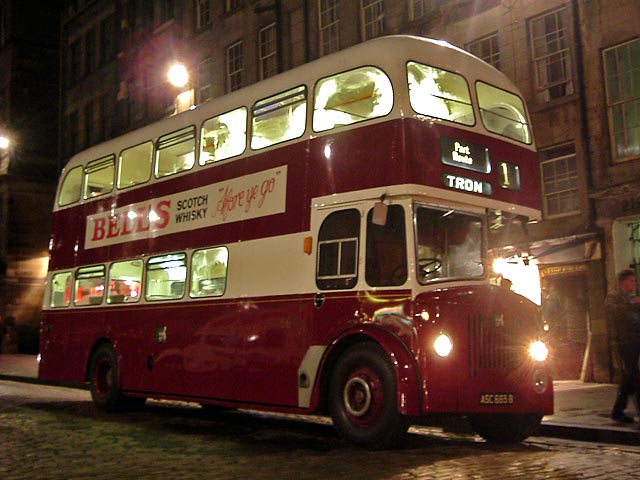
[2,380,640,479]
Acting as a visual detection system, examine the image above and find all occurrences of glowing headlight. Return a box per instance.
[529,340,549,362]
[434,333,453,357]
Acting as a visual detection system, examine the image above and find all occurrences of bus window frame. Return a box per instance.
[190,246,229,298]
[107,258,144,304]
[145,252,188,301]
[83,155,115,200]
[406,61,476,127]
[475,80,532,145]
[250,85,307,150]
[200,107,248,165]
[155,126,197,179]
[58,165,84,207]
[312,65,394,133]
[316,209,361,290]
[74,264,107,306]
[117,141,154,190]
[50,271,74,308]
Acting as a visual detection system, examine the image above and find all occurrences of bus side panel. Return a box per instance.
[39,309,102,383]
[306,120,408,199]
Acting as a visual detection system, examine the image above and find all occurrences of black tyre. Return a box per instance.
[329,343,409,449]
[469,413,542,443]
[89,343,144,411]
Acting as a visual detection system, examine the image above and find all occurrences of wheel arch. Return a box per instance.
[315,327,422,416]
[84,337,115,382]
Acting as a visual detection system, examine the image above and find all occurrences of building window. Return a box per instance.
[466,33,500,70]
[226,40,243,92]
[85,27,97,75]
[69,110,81,155]
[361,0,384,41]
[0,6,6,47]
[259,23,278,80]
[603,38,640,162]
[197,58,212,103]
[69,39,81,84]
[529,7,574,102]
[319,0,340,56]
[197,0,212,29]
[225,0,239,13]
[409,0,433,20]
[99,14,117,65]
[158,0,175,24]
[84,101,96,147]
[540,143,580,218]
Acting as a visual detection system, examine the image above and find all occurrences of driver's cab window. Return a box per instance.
[415,205,484,283]
[316,209,360,290]
[366,205,407,286]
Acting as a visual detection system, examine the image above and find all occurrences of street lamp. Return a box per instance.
[166,62,194,115]
[167,63,189,88]
[0,135,9,150]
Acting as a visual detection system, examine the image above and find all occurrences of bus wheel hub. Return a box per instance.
[344,376,372,417]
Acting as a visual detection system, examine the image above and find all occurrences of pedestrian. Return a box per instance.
[0,315,6,354]
[606,269,640,423]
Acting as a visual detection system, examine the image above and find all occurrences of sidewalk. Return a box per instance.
[1,354,639,445]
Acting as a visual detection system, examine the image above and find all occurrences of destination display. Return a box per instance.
[441,136,490,173]
[443,173,493,195]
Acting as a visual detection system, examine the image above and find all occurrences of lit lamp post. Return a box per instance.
[167,62,194,115]
[0,134,10,174]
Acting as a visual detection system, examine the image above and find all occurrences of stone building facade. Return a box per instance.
[52,0,640,380]
[0,0,60,352]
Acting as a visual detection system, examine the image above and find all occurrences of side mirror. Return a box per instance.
[372,201,388,226]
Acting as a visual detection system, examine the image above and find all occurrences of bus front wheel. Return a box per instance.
[469,413,542,443]
[328,343,409,449]
[89,343,144,411]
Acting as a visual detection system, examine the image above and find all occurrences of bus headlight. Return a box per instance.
[434,333,453,357]
[529,340,548,362]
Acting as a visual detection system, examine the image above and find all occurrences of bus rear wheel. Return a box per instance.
[328,343,409,449]
[469,413,542,443]
[89,343,144,411]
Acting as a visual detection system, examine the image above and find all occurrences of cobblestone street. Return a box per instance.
[2,380,640,479]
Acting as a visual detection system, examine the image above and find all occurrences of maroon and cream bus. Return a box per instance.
[39,35,552,448]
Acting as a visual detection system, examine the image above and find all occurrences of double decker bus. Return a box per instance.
[39,35,552,448]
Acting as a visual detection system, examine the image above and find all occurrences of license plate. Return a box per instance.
[479,393,514,405]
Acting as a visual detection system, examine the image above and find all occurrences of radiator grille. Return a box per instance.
[468,313,520,377]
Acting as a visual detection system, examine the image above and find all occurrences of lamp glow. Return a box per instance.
[434,333,453,357]
[529,340,549,362]
[168,63,189,88]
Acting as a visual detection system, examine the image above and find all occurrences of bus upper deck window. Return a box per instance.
[313,66,393,132]
[476,82,532,144]
[84,155,115,199]
[407,62,474,126]
[58,165,83,207]
[251,86,307,150]
[156,126,196,178]
[201,107,247,164]
[118,141,153,189]
[74,265,106,306]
